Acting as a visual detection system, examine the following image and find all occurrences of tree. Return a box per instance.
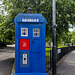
[71,29,75,44]
[0,0,75,45]
[56,0,75,45]
[0,14,7,46]
[62,32,72,45]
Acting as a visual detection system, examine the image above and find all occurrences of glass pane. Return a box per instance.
[22,32,24,35]
[33,29,36,32]
[23,32,25,35]
[22,29,24,31]
[37,33,39,36]
[33,28,39,37]
[21,28,28,36]
[37,29,39,32]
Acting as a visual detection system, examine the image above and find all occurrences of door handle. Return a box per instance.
[32,40,33,43]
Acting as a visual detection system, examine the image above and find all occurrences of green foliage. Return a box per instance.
[56,0,75,45]
[0,14,5,41]
[0,0,75,45]
[61,32,72,44]
[71,29,75,44]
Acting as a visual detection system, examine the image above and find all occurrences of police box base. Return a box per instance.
[14,73,47,75]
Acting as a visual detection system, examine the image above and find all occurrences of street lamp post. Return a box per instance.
[52,0,57,75]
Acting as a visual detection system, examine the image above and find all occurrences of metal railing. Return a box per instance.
[46,48,52,72]
[57,46,75,62]
[46,46,75,72]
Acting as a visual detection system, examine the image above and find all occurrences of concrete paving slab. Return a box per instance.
[0,45,15,75]
[57,50,75,75]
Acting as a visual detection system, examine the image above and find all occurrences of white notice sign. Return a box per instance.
[23,54,27,64]
[22,19,39,22]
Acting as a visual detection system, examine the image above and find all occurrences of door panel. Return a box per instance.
[32,39,40,52]
[19,23,32,73]
[32,53,41,72]
[32,25,42,73]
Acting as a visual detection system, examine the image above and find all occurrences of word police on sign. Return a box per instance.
[22,19,39,22]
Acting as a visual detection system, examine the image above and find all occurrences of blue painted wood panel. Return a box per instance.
[31,25,42,73]
[14,13,47,75]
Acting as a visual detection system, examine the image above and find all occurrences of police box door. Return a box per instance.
[31,25,42,73]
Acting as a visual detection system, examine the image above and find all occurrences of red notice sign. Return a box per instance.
[20,39,29,50]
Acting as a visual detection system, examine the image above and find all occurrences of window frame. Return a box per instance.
[33,28,40,37]
[21,28,28,36]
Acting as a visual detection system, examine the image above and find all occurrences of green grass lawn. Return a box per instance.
[46,45,68,51]
[46,48,52,62]
[58,45,68,48]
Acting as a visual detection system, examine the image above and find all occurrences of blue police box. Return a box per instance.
[14,13,47,75]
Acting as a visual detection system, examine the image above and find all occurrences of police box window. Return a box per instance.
[33,28,39,37]
[21,28,28,36]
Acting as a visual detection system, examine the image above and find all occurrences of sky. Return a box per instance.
[69,27,75,32]
[0,1,7,15]
[0,1,2,4]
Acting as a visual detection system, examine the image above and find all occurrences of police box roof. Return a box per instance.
[14,13,47,23]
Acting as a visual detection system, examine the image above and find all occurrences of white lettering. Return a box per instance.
[28,19,30,22]
[30,19,31,22]
[22,19,24,21]
[34,19,36,22]
[37,19,39,22]
[22,19,39,22]
[25,19,27,21]
[32,19,34,22]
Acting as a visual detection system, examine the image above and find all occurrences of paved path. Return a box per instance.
[0,45,15,75]
[57,50,75,75]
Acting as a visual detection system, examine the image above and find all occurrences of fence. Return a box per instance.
[46,47,52,72]
[46,46,75,72]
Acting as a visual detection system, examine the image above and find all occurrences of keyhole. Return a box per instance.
[24,58,26,60]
